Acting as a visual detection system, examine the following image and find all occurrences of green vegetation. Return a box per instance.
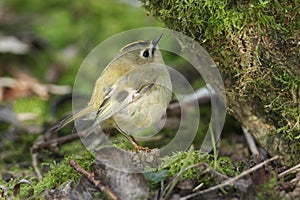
[143,146,236,192]
[256,176,280,200]
[2,0,163,84]
[0,150,94,199]
[141,0,294,43]
[2,0,296,198]
[34,150,94,195]
[158,146,234,179]
[0,0,163,197]
[13,97,49,125]
[141,0,300,165]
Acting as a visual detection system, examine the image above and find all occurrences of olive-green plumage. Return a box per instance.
[53,34,171,150]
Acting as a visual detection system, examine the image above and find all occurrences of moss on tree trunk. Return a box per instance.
[141,0,300,166]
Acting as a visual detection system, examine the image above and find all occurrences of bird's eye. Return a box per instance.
[142,49,150,58]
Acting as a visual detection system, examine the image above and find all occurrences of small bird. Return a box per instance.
[52,34,172,151]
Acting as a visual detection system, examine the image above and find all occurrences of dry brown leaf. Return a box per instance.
[13,179,33,197]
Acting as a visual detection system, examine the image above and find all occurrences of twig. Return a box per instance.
[242,126,259,155]
[278,163,300,178]
[168,87,210,111]
[161,162,228,200]
[70,160,118,200]
[31,152,43,179]
[31,131,86,178]
[180,155,279,200]
[31,132,83,153]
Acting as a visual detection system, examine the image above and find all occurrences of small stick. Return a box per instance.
[70,160,118,200]
[31,132,83,153]
[168,87,210,111]
[31,152,43,179]
[180,156,279,200]
[31,131,84,178]
[278,163,300,178]
[242,126,259,155]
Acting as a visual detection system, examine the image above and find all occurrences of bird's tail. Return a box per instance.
[49,106,95,132]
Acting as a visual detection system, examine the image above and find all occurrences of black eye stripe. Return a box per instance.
[151,48,155,56]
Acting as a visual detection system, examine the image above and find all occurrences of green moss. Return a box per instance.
[256,176,280,200]
[0,167,37,199]
[265,69,300,138]
[143,146,236,191]
[141,0,300,164]
[0,137,94,198]
[142,0,288,43]
[158,146,235,179]
[18,183,35,199]
[34,150,94,195]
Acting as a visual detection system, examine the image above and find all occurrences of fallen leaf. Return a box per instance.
[13,179,33,197]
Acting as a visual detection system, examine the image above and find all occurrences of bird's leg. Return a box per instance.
[116,127,150,152]
[128,135,150,152]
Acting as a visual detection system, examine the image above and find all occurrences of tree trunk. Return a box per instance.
[141,0,300,166]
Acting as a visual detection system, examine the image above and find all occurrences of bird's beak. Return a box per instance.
[152,33,163,48]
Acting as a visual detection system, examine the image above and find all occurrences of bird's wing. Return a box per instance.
[93,63,172,126]
[94,70,156,124]
[95,82,155,123]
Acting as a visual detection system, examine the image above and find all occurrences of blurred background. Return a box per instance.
[0,0,164,172]
[1,1,298,199]
[0,0,241,164]
[0,1,245,198]
[0,0,161,85]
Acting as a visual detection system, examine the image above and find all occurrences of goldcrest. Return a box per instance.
[52,34,171,150]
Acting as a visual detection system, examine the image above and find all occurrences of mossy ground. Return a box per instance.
[1,0,299,199]
[33,150,95,196]
[141,0,300,165]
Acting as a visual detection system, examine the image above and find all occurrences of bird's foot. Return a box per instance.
[134,144,151,152]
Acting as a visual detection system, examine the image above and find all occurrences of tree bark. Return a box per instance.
[141,0,300,166]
